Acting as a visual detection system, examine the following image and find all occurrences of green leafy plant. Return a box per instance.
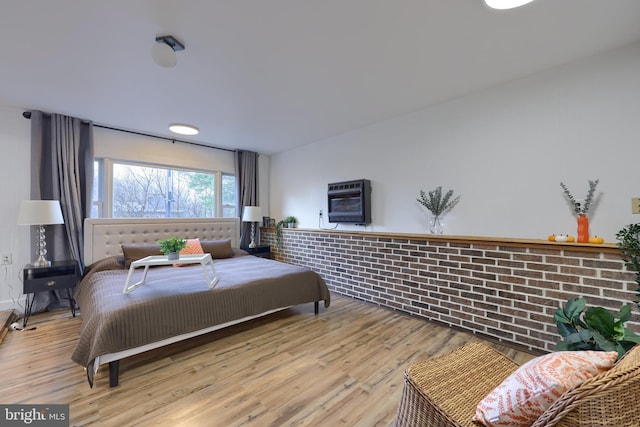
[285,216,298,225]
[554,296,640,359]
[616,223,640,308]
[416,186,461,217]
[275,216,298,250]
[560,179,599,215]
[157,237,187,254]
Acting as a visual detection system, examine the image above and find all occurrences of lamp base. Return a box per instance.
[249,222,258,248]
[31,255,51,268]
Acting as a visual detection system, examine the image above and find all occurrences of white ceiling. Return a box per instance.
[2,0,640,155]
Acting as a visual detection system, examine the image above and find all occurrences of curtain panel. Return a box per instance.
[235,150,259,248]
[29,111,94,312]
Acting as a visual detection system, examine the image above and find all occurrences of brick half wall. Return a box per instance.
[262,228,638,353]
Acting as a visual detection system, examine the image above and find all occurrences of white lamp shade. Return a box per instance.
[242,206,262,222]
[18,200,64,225]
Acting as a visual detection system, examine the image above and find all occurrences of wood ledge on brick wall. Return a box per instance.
[261,226,619,254]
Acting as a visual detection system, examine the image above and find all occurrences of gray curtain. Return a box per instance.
[30,111,94,312]
[235,150,259,248]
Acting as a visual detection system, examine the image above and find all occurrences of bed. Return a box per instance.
[72,218,331,387]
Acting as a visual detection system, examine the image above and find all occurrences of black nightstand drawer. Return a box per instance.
[23,260,79,293]
[22,260,79,327]
[24,274,77,293]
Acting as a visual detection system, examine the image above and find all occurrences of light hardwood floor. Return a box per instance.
[0,294,534,427]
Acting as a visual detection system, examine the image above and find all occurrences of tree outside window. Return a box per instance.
[100,162,235,218]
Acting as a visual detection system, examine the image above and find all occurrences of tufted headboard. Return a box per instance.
[83,217,240,265]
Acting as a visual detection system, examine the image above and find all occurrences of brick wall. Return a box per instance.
[262,228,638,353]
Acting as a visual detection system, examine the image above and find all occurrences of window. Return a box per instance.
[92,159,237,218]
[222,174,237,217]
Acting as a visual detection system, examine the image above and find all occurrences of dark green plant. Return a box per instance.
[275,216,298,250]
[275,220,287,251]
[417,186,460,217]
[616,223,640,308]
[157,237,187,254]
[285,216,298,225]
[554,296,640,360]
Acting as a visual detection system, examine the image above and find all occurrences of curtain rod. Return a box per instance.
[22,111,235,153]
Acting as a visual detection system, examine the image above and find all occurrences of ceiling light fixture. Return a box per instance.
[484,0,535,10]
[151,35,185,68]
[169,123,199,136]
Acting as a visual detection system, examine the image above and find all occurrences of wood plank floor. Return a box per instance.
[0,294,534,427]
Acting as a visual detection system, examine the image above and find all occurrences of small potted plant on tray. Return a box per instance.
[158,237,187,260]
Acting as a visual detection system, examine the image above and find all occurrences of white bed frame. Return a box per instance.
[82,217,291,387]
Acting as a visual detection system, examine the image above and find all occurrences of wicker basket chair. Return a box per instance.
[393,341,640,427]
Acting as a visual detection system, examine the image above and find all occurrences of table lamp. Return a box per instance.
[242,206,262,248]
[18,200,64,267]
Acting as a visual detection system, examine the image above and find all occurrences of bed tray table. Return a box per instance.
[123,253,219,294]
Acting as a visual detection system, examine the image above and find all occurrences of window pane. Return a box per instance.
[112,163,216,218]
[176,170,215,217]
[91,160,103,218]
[222,174,237,218]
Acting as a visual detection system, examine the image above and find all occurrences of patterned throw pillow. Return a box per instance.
[473,350,618,427]
[174,238,204,267]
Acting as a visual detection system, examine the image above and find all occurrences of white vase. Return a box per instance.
[167,252,179,260]
[429,216,444,235]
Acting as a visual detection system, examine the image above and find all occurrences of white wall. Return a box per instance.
[270,42,640,242]
[94,127,236,174]
[0,104,31,311]
[95,127,271,216]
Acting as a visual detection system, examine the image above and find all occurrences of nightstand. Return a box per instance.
[241,244,272,259]
[23,260,79,327]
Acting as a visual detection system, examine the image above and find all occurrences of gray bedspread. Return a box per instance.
[71,254,330,384]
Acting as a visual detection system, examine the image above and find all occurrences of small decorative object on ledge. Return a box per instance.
[284,216,298,228]
[560,179,599,243]
[158,237,187,260]
[417,186,461,235]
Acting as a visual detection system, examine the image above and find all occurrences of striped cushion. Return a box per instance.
[473,350,618,426]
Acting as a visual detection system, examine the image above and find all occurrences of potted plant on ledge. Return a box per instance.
[158,237,187,260]
[285,216,298,228]
[416,186,461,235]
[275,216,298,250]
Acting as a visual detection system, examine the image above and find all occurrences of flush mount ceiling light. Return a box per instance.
[151,35,185,68]
[169,123,199,135]
[484,0,535,9]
